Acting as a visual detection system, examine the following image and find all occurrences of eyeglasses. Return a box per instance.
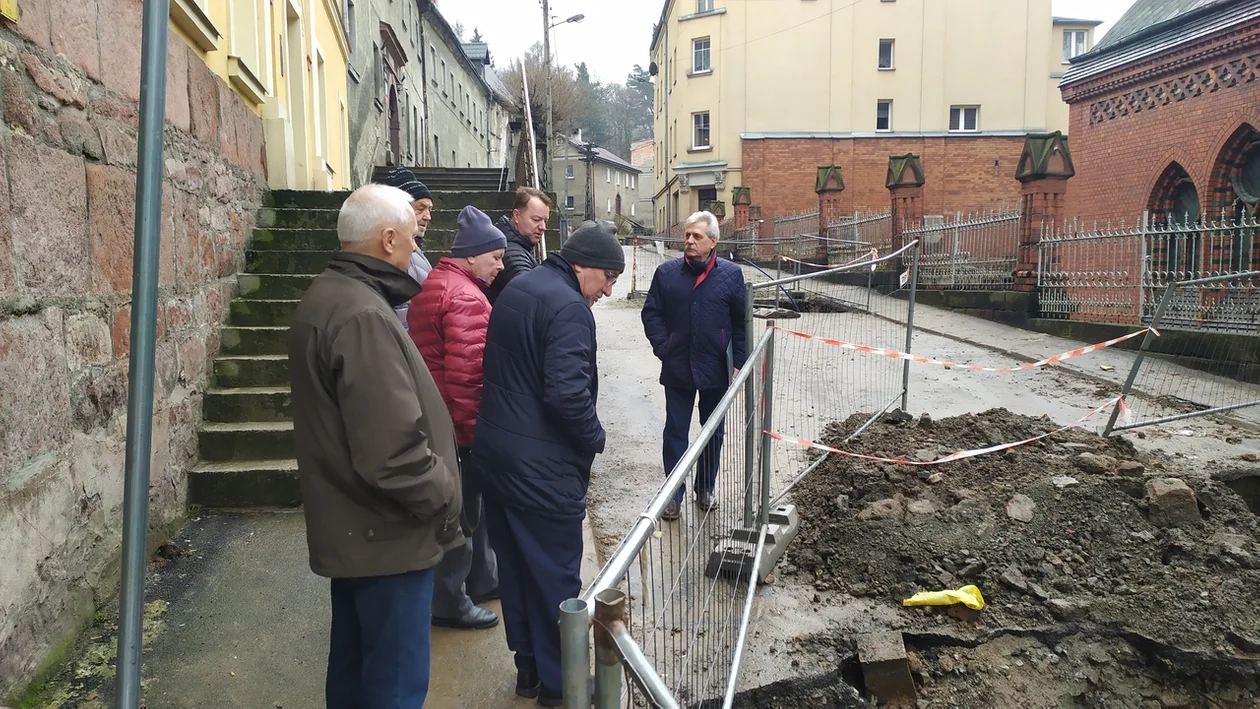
[604,270,620,287]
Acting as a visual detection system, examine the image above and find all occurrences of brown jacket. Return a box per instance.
[289,252,463,579]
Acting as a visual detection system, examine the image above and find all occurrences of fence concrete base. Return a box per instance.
[705,504,800,583]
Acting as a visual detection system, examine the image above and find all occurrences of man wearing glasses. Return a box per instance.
[473,221,624,705]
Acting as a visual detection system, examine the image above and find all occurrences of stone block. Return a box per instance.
[71,360,128,431]
[0,308,72,476]
[0,137,13,293]
[87,163,138,293]
[49,0,100,81]
[175,193,215,286]
[2,67,39,134]
[22,50,86,108]
[1146,478,1200,528]
[99,121,138,168]
[65,312,111,370]
[8,135,89,296]
[1006,493,1035,523]
[178,334,206,384]
[58,110,103,159]
[89,86,138,129]
[187,56,219,145]
[11,0,52,50]
[1073,452,1117,475]
[164,33,189,132]
[856,631,917,707]
[111,303,130,357]
[98,0,142,102]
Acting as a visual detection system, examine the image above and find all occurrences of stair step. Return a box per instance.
[246,250,335,274]
[220,326,289,355]
[259,208,340,230]
[237,273,315,299]
[266,189,517,211]
[204,387,293,423]
[229,299,301,326]
[199,421,294,462]
[214,355,289,388]
[251,228,340,251]
[189,459,301,508]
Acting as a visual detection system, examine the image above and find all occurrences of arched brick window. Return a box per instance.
[1148,162,1201,276]
[1208,124,1260,272]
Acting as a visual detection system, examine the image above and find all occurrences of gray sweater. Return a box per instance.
[394,249,434,331]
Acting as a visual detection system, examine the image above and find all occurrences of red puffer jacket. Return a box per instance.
[407,258,492,448]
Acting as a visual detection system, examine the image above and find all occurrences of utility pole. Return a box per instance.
[541,0,553,190]
[580,142,598,221]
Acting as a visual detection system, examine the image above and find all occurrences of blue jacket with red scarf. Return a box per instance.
[641,253,747,391]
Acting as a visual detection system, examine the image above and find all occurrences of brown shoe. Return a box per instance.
[661,499,681,521]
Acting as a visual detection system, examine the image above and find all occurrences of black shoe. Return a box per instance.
[537,688,562,707]
[661,499,682,521]
[472,587,500,604]
[431,605,499,630]
[516,669,540,698]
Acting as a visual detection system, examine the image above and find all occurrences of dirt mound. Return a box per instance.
[784,408,1260,706]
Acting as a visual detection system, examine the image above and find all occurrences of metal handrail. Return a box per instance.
[750,239,919,290]
[581,328,774,611]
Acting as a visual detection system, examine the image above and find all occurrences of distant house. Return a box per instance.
[630,139,656,231]
[553,131,644,231]
[1061,0,1260,229]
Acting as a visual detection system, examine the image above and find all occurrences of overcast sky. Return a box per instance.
[437,0,1139,86]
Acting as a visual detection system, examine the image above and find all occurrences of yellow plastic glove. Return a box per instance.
[901,584,985,610]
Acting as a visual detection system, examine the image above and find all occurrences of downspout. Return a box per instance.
[663,18,670,233]
[418,0,431,166]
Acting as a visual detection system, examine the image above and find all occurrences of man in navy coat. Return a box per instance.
[474,220,624,706]
[642,211,747,520]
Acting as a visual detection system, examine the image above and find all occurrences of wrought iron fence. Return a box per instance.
[827,210,894,258]
[1104,270,1260,434]
[563,329,779,708]
[1039,211,1260,327]
[629,236,771,297]
[905,210,1021,290]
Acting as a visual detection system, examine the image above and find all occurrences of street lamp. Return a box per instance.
[542,6,583,188]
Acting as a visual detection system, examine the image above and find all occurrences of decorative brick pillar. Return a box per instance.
[1015,132,1075,293]
[749,205,772,261]
[887,153,926,270]
[816,165,846,262]
[732,186,752,228]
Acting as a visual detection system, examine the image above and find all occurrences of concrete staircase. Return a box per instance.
[371,167,509,192]
[188,188,522,508]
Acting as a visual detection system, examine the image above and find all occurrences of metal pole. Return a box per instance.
[742,288,757,528]
[901,243,920,412]
[115,0,170,705]
[1103,280,1176,436]
[721,524,769,709]
[758,324,776,528]
[542,0,553,191]
[560,598,591,709]
[592,590,624,708]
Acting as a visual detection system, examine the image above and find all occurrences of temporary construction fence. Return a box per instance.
[746,242,920,508]
[903,210,1022,290]
[1038,211,1260,326]
[1103,270,1260,435]
[562,329,782,708]
[629,236,770,297]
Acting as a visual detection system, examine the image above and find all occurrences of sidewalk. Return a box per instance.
[28,510,601,708]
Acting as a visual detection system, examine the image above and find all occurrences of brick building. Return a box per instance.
[1062,0,1260,228]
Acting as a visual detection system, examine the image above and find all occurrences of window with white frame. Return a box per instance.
[631,203,636,216]
[876,100,892,132]
[1063,30,1087,63]
[606,167,611,183]
[878,39,894,70]
[430,47,437,85]
[692,111,710,149]
[697,0,713,12]
[344,0,355,56]
[566,164,574,179]
[565,195,575,210]
[607,198,612,214]
[693,37,711,73]
[949,106,979,132]
[441,60,448,94]
[616,172,621,186]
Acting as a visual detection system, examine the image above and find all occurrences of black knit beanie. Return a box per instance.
[559,220,625,271]
[379,167,432,203]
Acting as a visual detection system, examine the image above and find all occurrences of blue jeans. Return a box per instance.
[663,387,727,502]
[326,568,435,708]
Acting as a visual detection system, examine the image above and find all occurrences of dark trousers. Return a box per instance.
[484,498,583,696]
[663,386,727,501]
[432,449,499,618]
[326,567,435,709]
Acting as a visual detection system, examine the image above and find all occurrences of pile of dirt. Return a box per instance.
[784,408,1260,707]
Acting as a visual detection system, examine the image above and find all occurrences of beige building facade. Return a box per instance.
[649,0,1101,228]
[553,133,643,231]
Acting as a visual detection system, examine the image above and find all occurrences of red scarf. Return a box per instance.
[690,252,718,291]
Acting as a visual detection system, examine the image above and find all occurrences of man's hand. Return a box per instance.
[733,368,740,378]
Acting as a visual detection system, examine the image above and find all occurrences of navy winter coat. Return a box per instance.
[642,254,747,391]
[473,254,606,520]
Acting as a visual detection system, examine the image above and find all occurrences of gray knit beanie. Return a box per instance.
[559,220,624,271]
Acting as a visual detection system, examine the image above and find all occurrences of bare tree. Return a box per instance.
[500,43,583,140]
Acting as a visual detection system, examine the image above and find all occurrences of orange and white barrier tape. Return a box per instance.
[766,397,1122,467]
[779,248,878,271]
[774,326,1158,373]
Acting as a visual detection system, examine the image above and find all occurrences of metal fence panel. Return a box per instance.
[906,211,1021,290]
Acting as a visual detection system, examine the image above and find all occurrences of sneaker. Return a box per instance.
[695,490,718,511]
[516,669,540,699]
[661,499,682,521]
